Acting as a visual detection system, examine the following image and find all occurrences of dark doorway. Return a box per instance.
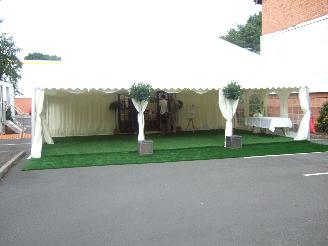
[118,93,163,133]
[118,94,137,133]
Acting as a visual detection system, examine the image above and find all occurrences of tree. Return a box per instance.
[24,52,61,61]
[220,12,262,53]
[0,19,22,94]
[316,102,328,133]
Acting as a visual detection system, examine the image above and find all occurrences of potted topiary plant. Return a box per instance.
[219,80,242,148]
[109,101,120,134]
[222,80,242,101]
[129,82,153,155]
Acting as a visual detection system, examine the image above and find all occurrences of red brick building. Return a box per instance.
[255,0,328,124]
[14,98,32,115]
[258,0,328,34]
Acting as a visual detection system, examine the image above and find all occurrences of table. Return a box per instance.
[245,117,293,132]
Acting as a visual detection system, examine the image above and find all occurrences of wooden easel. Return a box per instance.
[186,104,196,133]
[186,118,196,133]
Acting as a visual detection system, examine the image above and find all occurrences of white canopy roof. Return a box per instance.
[260,15,328,93]
[20,38,258,95]
[19,37,318,97]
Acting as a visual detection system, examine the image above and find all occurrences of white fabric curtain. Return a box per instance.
[41,90,226,138]
[31,89,44,158]
[295,87,311,140]
[175,90,225,130]
[41,114,53,144]
[258,89,269,116]
[243,90,251,118]
[132,99,148,141]
[46,93,117,137]
[276,90,290,118]
[31,89,54,158]
[218,89,239,146]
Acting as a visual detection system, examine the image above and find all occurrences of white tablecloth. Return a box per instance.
[245,117,293,132]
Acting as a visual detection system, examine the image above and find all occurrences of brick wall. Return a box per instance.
[267,92,328,125]
[14,98,32,114]
[262,0,328,34]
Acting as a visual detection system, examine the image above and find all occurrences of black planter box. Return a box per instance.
[138,140,153,155]
[226,135,242,149]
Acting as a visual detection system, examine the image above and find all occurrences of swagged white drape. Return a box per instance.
[132,99,148,141]
[276,89,290,118]
[294,87,311,140]
[31,89,54,158]
[218,89,239,146]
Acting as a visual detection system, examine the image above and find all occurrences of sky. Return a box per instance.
[0,0,261,62]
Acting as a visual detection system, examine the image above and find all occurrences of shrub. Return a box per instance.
[222,81,242,100]
[129,82,153,102]
[316,102,328,133]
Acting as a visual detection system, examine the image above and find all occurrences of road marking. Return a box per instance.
[244,152,323,159]
[304,172,328,177]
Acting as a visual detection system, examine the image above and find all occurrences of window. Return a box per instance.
[249,94,262,116]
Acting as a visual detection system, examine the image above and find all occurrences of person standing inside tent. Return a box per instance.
[159,94,168,135]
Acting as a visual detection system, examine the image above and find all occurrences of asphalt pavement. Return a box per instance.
[1,152,328,246]
[0,116,31,170]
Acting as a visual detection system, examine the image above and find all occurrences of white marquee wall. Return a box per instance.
[261,15,328,92]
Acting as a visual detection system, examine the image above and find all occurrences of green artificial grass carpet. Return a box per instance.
[40,130,292,157]
[23,131,328,171]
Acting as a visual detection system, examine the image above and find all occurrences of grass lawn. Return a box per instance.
[23,130,328,171]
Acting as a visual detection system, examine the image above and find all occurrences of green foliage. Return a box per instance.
[316,102,328,133]
[129,82,153,102]
[0,20,22,94]
[220,12,261,53]
[222,81,242,100]
[24,52,62,61]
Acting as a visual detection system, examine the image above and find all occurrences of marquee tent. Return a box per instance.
[24,39,312,158]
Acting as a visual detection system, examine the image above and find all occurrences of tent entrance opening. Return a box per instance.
[118,94,161,133]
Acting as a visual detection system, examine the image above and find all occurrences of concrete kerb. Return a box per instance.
[0,151,25,180]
